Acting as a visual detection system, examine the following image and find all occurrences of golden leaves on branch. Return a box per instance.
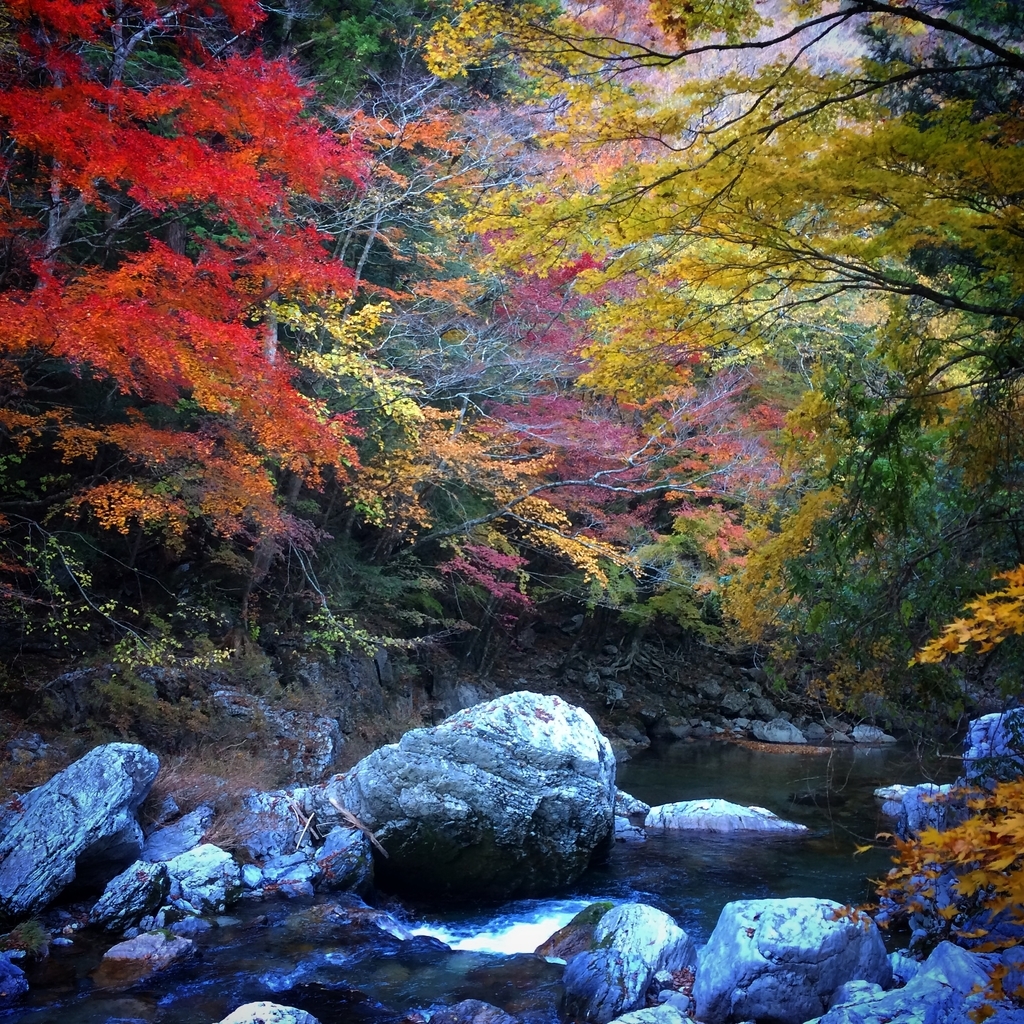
[914,566,1024,664]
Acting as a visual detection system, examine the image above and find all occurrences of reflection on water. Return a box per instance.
[11,739,958,1024]
[593,739,957,938]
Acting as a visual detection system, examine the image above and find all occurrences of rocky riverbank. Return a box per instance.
[1,696,1021,1024]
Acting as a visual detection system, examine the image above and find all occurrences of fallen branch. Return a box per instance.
[328,796,390,858]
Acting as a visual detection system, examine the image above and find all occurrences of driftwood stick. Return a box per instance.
[328,796,390,858]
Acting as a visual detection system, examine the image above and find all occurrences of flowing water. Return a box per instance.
[9,739,957,1024]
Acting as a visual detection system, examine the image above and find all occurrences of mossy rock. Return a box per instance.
[535,901,614,959]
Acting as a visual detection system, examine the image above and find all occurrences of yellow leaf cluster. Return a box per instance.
[914,566,1024,664]
[725,487,841,641]
[880,781,1024,955]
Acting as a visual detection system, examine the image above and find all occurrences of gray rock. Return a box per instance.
[614,816,647,843]
[231,789,307,862]
[719,691,751,715]
[564,903,695,1023]
[615,790,651,819]
[170,916,212,937]
[0,743,159,920]
[692,898,891,1024]
[260,851,318,898]
[0,958,28,1009]
[90,860,170,931]
[315,826,373,893]
[963,709,1024,783]
[817,941,994,1024]
[645,799,808,834]
[748,698,778,719]
[218,1002,320,1024]
[697,679,723,700]
[752,718,807,744]
[874,784,913,804]
[804,722,827,742]
[142,805,213,862]
[166,844,241,913]
[213,689,341,782]
[321,692,616,898]
[656,993,692,1015]
[895,784,962,839]
[609,1007,690,1024]
[830,980,885,1008]
[93,931,193,988]
[851,725,897,744]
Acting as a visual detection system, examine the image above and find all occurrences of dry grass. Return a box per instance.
[141,745,288,825]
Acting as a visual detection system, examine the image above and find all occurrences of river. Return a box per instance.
[10,739,956,1024]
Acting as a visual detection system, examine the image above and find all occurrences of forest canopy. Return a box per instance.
[0,0,1022,727]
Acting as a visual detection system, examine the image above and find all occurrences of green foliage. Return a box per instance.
[0,920,50,957]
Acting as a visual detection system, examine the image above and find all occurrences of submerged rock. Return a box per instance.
[93,930,194,988]
[89,860,170,931]
[564,902,696,1023]
[693,898,891,1024]
[285,894,412,945]
[851,725,896,745]
[645,799,808,834]
[218,1002,320,1024]
[323,692,616,898]
[0,743,159,920]
[430,999,519,1024]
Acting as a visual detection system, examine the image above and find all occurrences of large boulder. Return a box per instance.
[323,692,616,898]
[0,743,159,921]
[564,903,696,1023]
[645,799,808,834]
[693,898,891,1024]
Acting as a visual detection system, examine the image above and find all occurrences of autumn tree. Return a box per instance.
[0,0,368,651]
[422,0,1024,709]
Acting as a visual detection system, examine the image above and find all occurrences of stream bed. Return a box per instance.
[9,739,957,1024]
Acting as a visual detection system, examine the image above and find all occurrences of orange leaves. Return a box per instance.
[70,483,189,537]
[880,781,1024,953]
[914,566,1024,663]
